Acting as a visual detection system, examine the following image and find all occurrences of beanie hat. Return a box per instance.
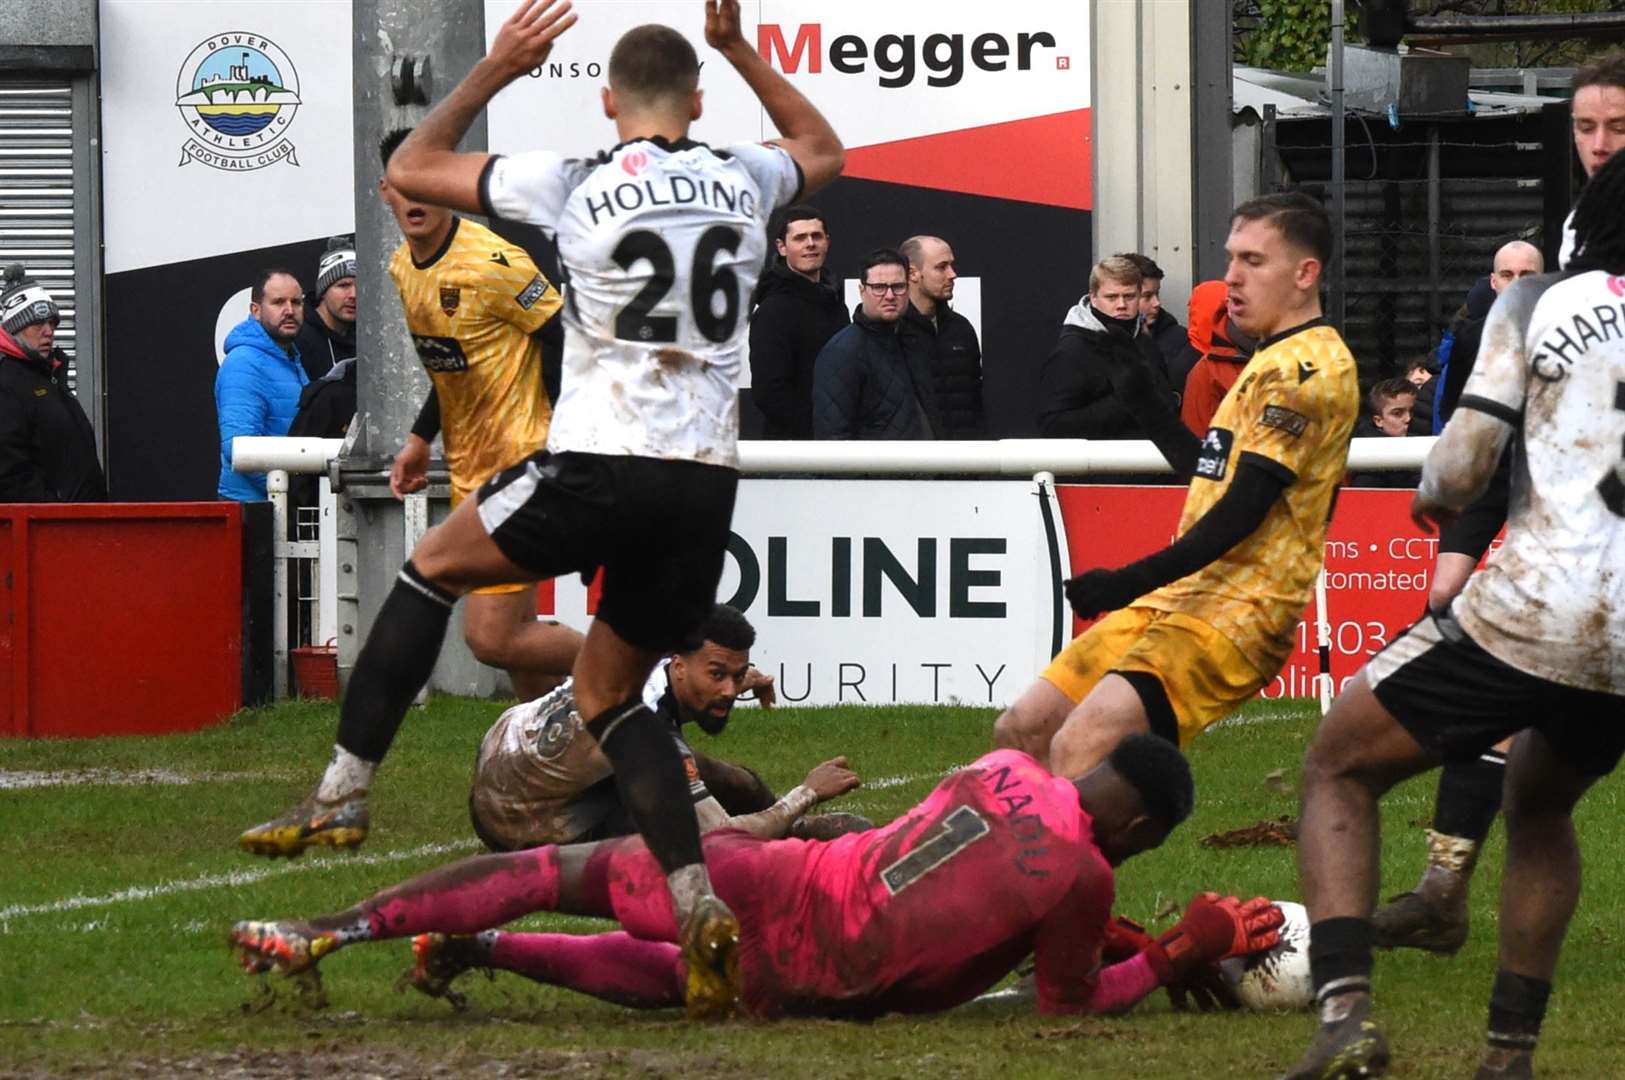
[0,264,60,335]
[316,235,357,298]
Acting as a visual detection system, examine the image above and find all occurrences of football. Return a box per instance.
[1219,900,1313,1011]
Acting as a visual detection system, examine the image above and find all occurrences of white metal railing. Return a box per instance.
[231,435,1436,477]
[235,435,1434,700]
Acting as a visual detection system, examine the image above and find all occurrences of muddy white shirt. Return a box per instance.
[1449,270,1625,693]
[470,661,708,848]
[481,137,801,467]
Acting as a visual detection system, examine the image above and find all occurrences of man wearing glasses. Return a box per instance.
[812,248,939,439]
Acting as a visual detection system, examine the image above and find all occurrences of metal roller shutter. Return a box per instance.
[0,79,79,390]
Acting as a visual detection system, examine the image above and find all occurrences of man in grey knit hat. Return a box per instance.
[294,236,357,383]
[0,264,106,501]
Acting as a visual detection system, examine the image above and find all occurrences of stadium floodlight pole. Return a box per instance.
[339,0,491,693]
[1329,0,1347,332]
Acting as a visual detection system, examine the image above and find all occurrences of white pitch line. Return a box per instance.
[0,768,286,791]
[861,766,964,791]
[0,839,480,925]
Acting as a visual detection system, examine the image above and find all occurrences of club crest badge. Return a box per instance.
[440,286,461,315]
[175,33,302,171]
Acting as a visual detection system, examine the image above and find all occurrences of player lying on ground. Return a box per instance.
[239,0,845,1018]
[995,192,1358,778]
[232,736,1282,1018]
[1283,151,1625,1080]
[469,603,870,852]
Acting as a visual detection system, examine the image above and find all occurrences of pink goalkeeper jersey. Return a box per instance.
[609,750,1116,1017]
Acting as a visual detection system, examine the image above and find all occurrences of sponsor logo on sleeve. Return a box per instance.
[1195,427,1234,480]
[516,276,551,310]
[1260,405,1309,438]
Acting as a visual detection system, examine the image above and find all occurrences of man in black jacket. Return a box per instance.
[293,236,358,383]
[899,235,984,438]
[813,249,936,439]
[1037,255,1176,439]
[748,205,848,439]
[1124,253,1192,397]
[0,265,106,502]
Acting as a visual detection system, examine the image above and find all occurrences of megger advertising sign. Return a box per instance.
[485,1,1091,209]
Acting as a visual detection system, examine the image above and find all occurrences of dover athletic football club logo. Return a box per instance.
[175,33,301,171]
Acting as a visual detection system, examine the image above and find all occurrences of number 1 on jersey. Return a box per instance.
[880,805,990,896]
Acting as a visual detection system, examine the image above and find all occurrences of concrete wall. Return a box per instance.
[1090,1,1234,304]
[0,0,96,48]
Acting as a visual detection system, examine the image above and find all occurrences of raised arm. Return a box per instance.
[387,0,579,211]
[1411,282,1536,532]
[703,0,844,195]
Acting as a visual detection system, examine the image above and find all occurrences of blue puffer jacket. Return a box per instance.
[215,316,308,500]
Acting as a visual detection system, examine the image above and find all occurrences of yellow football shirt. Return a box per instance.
[1136,319,1359,676]
[387,217,563,504]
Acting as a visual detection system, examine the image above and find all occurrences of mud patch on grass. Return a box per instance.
[1,1044,752,1079]
[1200,816,1298,848]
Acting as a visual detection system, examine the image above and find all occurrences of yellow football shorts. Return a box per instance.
[451,483,532,597]
[1041,605,1269,746]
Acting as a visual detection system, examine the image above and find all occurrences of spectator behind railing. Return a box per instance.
[813,248,938,440]
[0,264,106,502]
[749,204,847,440]
[293,236,357,384]
[1036,254,1176,439]
[1121,252,1193,396]
[1403,355,1437,436]
[286,241,362,516]
[1348,377,1419,488]
[216,268,309,501]
[899,234,985,439]
[1179,279,1255,437]
[1435,240,1543,433]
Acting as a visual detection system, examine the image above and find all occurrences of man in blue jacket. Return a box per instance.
[216,269,309,500]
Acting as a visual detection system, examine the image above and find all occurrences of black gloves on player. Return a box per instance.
[1064,564,1158,620]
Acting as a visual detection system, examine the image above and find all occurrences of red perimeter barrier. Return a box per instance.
[1057,486,1503,699]
[0,503,246,738]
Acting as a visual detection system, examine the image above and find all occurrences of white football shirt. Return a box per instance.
[481,138,801,467]
[1452,270,1625,693]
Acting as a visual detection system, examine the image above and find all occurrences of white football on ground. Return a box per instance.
[1219,900,1314,1011]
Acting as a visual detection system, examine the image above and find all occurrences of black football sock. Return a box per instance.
[1433,749,1507,842]
[1309,917,1374,1022]
[586,701,706,875]
[336,562,455,763]
[1487,970,1551,1058]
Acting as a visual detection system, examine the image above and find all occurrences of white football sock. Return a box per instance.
[666,863,716,924]
[315,745,375,802]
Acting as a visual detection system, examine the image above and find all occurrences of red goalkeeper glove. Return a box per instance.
[1103,912,1239,1010]
[1142,893,1283,984]
[1101,915,1155,964]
